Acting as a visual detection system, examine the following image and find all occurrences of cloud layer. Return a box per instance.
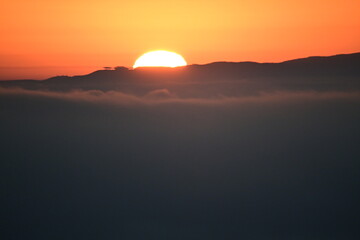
[1,86,360,240]
[2,87,360,106]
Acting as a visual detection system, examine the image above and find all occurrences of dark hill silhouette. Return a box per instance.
[1,52,359,97]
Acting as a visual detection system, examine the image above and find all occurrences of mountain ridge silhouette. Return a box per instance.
[1,52,359,97]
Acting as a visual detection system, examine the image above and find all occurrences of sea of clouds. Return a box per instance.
[1,85,360,239]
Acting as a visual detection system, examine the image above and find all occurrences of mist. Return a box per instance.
[1,83,360,239]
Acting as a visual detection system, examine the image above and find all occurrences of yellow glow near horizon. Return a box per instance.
[133,50,187,68]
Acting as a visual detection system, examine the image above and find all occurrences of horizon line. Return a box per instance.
[1,51,359,81]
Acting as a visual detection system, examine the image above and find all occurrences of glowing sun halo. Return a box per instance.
[133,50,187,68]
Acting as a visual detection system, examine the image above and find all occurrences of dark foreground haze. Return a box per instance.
[1,53,360,239]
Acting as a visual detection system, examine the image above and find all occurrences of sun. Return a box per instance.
[133,50,187,69]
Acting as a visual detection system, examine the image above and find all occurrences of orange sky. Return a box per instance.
[1,0,359,79]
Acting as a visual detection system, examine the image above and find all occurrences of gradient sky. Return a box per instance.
[1,0,359,79]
